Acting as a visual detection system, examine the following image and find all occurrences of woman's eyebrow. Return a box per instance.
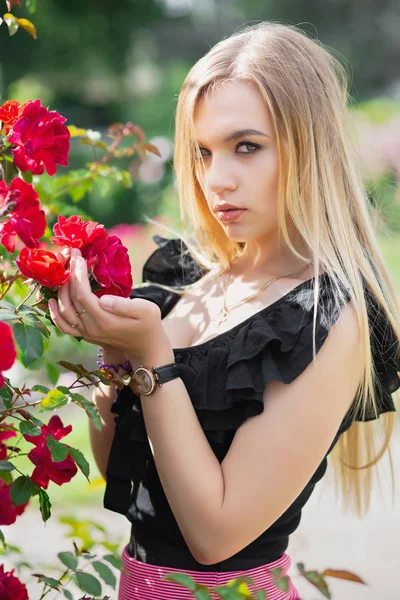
[196,129,271,145]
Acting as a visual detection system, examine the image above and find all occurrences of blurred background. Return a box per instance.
[2,1,400,598]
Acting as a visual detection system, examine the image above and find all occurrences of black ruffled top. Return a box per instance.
[104,235,398,571]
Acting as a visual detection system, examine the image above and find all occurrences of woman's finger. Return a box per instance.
[58,280,81,328]
[69,250,98,316]
[48,298,84,337]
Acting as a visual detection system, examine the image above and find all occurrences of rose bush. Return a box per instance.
[0,87,160,597]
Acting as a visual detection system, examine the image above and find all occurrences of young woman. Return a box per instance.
[48,21,399,600]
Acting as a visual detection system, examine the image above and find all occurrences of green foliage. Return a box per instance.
[10,475,35,506]
[47,434,70,461]
[38,488,52,522]
[58,550,78,570]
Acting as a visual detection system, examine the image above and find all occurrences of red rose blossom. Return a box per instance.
[0,322,17,388]
[0,100,23,135]
[50,215,133,298]
[51,214,107,249]
[0,564,29,600]
[0,177,47,253]
[15,247,70,288]
[23,415,78,489]
[0,423,17,460]
[9,99,70,176]
[85,234,133,298]
[0,480,29,526]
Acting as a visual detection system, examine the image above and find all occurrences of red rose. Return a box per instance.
[0,100,23,135]
[0,177,47,253]
[85,234,133,298]
[15,247,70,288]
[0,480,29,526]
[23,415,77,489]
[9,99,70,176]
[0,564,29,600]
[24,414,72,445]
[51,215,133,298]
[0,423,17,460]
[50,214,107,249]
[0,322,17,388]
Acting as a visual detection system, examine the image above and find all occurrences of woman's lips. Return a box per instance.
[216,208,247,223]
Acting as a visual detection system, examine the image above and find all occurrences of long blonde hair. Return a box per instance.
[166,21,400,516]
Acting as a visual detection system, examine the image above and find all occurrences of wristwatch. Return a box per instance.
[127,362,180,396]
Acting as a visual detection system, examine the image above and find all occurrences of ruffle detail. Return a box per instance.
[105,236,399,514]
[175,277,353,440]
[142,234,209,287]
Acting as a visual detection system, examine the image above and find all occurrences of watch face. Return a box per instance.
[134,367,154,394]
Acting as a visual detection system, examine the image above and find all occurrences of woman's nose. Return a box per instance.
[205,161,237,195]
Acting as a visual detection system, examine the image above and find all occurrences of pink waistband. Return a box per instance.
[118,546,301,599]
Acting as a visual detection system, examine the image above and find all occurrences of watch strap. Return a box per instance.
[152,362,180,385]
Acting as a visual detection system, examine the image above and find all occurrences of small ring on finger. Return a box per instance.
[76,309,87,316]
[70,319,82,329]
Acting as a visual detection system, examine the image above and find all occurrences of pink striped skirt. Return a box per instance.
[118,546,301,599]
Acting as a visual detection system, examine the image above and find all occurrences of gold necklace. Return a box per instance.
[212,261,312,328]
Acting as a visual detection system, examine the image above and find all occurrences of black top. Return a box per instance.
[104,234,398,571]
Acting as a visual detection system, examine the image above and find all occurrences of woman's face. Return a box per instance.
[193,80,286,246]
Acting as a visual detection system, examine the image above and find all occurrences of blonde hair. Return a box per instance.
[164,21,400,516]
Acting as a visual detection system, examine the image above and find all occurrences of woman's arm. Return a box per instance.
[89,380,117,481]
[89,346,135,480]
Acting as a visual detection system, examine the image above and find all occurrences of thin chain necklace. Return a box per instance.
[210,260,312,328]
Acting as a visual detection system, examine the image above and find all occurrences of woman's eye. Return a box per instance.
[236,141,261,154]
[195,141,261,160]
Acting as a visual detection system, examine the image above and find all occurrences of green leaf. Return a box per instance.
[39,389,69,412]
[35,575,60,590]
[57,361,85,376]
[163,572,197,591]
[10,476,34,506]
[0,460,15,472]
[0,471,13,484]
[19,421,41,437]
[22,412,44,428]
[70,393,101,430]
[69,179,93,203]
[192,589,213,600]
[302,570,331,599]
[102,554,123,571]
[38,488,52,522]
[63,590,73,600]
[0,384,12,408]
[74,571,102,596]
[58,551,78,570]
[68,447,90,481]
[56,385,72,395]
[13,322,44,367]
[0,529,5,544]
[31,384,50,394]
[46,435,69,462]
[92,561,116,589]
[21,170,33,184]
[26,0,37,13]
[46,362,60,386]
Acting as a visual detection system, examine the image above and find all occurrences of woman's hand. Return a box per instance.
[48,248,173,364]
